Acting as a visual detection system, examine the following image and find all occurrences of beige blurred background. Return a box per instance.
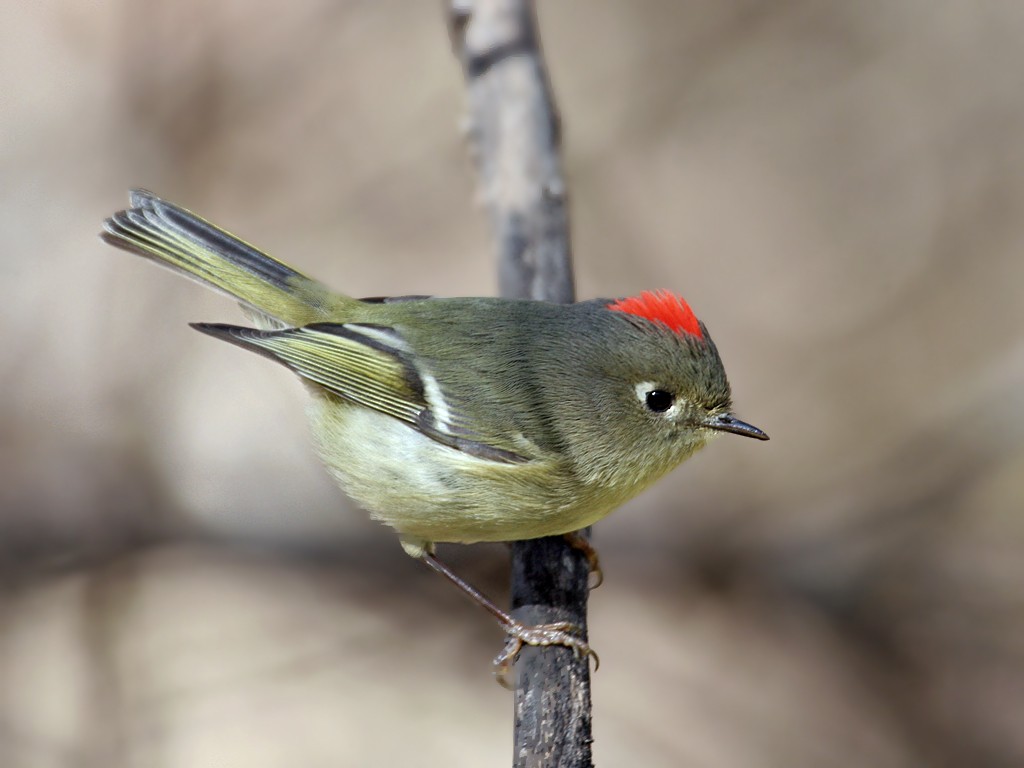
[2,1,1023,766]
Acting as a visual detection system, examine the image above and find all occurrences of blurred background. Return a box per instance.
[2,1,1023,765]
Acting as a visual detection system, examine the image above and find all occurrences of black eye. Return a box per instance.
[644,390,675,413]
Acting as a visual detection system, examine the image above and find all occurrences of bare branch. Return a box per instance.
[447,1,593,765]
[448,0,575,303]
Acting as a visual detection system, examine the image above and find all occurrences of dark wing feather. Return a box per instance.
[192,322,528,464]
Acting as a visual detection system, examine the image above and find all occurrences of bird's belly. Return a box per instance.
[307,399,609,545]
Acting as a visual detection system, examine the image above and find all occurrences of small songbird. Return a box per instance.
[102,190,768,671]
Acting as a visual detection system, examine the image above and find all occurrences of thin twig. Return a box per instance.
[447,1,593,765]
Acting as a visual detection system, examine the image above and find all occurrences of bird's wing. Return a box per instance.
[192,322,530,464]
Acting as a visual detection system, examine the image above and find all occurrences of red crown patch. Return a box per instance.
[607,290,703,339]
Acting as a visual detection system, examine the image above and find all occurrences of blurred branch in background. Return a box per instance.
[447,1,593,764]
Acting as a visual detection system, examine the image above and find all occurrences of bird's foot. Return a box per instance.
[493,620,599,687]
[563,531,603,589]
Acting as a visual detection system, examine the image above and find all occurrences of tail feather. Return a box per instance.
[101,190,341,326]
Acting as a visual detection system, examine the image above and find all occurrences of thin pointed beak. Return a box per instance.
[706,413,770,441]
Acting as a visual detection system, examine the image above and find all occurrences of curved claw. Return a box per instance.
[492,620,598,688]
[417,551,599,686]
[562,531,603,590]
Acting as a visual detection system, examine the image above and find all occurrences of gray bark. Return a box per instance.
[447,2,593,766]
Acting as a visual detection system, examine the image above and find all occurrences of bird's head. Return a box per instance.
[547,290,768,490]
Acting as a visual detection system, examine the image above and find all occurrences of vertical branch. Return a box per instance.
[447,2,593,766]
[447,0,575,303]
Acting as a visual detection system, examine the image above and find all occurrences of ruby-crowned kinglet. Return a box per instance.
[102,190,768,670]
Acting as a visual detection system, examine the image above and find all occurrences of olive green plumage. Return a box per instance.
[102,190,765,558]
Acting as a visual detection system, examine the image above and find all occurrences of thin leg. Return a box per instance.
[420,552,597,684]
[421,551,518,628]
[563,531,603,589]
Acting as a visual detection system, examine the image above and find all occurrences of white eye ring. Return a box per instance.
[635,381,679,416]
